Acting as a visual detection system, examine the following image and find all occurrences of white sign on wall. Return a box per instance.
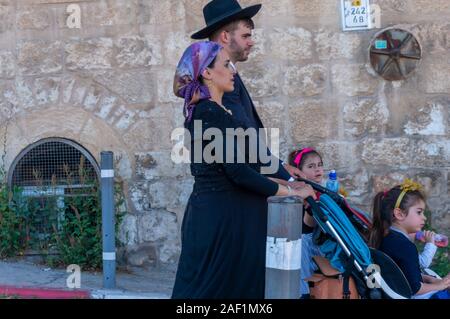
[341,0,371,31]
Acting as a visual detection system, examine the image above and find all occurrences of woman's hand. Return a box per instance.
[292,184,317,200]
[283,163,307,179]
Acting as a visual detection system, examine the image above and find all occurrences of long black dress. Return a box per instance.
[171,99,279,299]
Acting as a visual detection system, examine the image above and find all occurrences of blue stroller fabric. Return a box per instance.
[315,194,372,272]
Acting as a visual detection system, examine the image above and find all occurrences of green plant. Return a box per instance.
[0,151,126,270]
[53,185,103,269]
[0,185,26,258]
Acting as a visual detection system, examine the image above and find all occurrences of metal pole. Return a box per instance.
[265,195,303,299]
[101,151,116,289]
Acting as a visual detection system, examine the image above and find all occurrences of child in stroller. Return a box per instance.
[287,147,325,298]
[369,180,450,299]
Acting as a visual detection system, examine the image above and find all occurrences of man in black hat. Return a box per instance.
[192,0,305,183]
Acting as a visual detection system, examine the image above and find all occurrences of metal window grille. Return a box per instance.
[8,138,100,247]
[10,139,99,188]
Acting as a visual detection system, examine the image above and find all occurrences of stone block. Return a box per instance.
[362,138,411,167]
[0,50,15,78]
[404,101,446,136]
[372,172,406,195]
[135,151,188,180]
[95,95,117,120]
[65,38,114,71]
[164,31,192,66]
[15,77,35,109]
[138,210,178,243]
[82,0,137,27]
[0,4,13,33]
[123,117,174,152]
[157,71,180,104]
[313,141,360,171]
[373,0,409,13]
[129,181,151,212]
[339,168,370,197]
[118,214,138,246]
[93,70,154,104]
[254,101,285,134]
[137,0,185,25]
[283,64,327,97]
[34,76,61,106]
[61,75,90,106]
[148,179,193,210]
[315,31,362,60]
[17,41,63,75]
[268,27,313,60]
[126,243,157,267]
[410,23,450,53]
[420,61,450,94]
[412,139,450,167]
[343,98,390,137]
[260,0,338,19]
[16,7,51,30]
[112,105,137,132]
[289,100,338,142]
[115,35,162,68]
[239,62,280,98]
[332,64,379,97]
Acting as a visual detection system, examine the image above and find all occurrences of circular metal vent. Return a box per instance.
[369,28,422,81]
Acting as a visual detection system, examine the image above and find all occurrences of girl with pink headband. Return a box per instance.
[288,147,325,298]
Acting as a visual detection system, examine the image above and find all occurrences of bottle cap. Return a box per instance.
[329,170,337,180]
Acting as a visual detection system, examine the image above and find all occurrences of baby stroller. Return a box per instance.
[305,194,413,299]
[298,177,372,237]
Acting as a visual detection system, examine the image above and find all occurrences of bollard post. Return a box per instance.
[265,196,303,299]
[101,151,116,289]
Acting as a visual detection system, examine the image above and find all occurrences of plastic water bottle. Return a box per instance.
[415,231,448,248]
[326,170,339,193]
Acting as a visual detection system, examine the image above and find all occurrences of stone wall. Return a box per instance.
[0,0,449,266]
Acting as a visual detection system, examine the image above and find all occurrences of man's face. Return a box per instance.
[228,22,255,63]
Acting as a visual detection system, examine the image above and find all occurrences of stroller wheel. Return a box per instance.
[369,288,383,299]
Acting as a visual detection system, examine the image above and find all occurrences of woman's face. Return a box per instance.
[207,49,236,93]
[300,154,324,183]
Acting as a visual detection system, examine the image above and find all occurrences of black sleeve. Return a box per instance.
[201,102,279,197]
[221,119,278,197]
[223,84,291,181]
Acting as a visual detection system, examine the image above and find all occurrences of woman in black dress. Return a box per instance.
[171,41,316,299]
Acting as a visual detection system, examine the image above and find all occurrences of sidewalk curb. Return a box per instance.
[0,285,90,299]
[91,289,170,299]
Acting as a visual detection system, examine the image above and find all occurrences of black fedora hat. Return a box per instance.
[191,0,262,40]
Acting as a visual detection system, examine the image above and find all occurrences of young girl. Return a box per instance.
[288,148,324,298]
[369,180,450,299]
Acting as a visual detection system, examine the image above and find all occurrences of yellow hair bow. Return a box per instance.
[395,178,422,209]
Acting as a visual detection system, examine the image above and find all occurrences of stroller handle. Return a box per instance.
[305,196,328,223]
[297,177,344,205]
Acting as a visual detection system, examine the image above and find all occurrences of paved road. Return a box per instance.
[0,258,176,298]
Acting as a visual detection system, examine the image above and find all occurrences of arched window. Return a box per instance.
[7,138,100,248]
[9,137,99,188]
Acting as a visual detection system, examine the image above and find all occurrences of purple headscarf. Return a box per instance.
[173,41,222,122]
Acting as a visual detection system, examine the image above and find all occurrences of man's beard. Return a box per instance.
[230,39,249,62]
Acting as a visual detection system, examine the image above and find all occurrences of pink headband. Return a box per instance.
[293,148,315,167]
